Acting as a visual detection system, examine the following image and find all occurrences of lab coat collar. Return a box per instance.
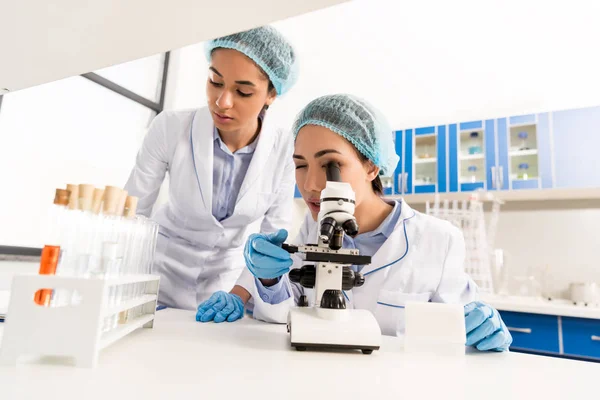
[357,199,417,277]
[190,108,214,213]
[235,112,277,205]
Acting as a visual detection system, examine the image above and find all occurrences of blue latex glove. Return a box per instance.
[244,229,293,279]
[196,291,244,323]
[465,301,513,351]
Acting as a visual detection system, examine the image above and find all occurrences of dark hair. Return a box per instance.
[262,81,276,112]
[353,149,383,196]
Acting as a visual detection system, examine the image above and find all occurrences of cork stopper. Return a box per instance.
[92,188,105,214]
[53,189,70,206]
[116,190,128,217]
[124,196,139,218]
[66,184,79,210]
[102,186,121,216]
[78,184,94,211]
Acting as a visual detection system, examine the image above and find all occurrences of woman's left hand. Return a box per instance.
[464,301,512,351]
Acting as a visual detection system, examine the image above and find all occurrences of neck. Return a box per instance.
[218,118,261,153]
[353,192,394,234]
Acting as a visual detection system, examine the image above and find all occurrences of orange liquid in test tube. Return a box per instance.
[34,245,61,306]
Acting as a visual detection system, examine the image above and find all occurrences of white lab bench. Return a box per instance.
[482,294,600,319]
[1,308,599,400]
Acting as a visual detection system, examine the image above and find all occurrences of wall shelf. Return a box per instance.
[385,187,600,204]
[414,157,437,164]
[509,149,538,157]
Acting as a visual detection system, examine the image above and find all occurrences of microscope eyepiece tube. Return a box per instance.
[319,216,336,243]
[325,162,342,182]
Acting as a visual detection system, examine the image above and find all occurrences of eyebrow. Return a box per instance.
[209,67,256,87]
[209,67,222,77]
[293,149,342,160]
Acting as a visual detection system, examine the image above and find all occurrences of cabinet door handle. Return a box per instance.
[403,172,409,193]
[491,166,497,189]
[498,166,504,188]
[592,335,600,341]
[507,327,532,334]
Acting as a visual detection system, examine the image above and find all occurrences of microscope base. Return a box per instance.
[287,307,381,354]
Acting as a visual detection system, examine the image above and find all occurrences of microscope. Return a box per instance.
[283,162,382,354]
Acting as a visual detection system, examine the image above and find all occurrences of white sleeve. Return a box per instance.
[260,139,295,233]
[430,226,480,304]
[124,112,171,217]
[235,213,313,324]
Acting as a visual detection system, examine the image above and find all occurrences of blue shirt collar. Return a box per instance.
[355,200,402,240]
[213,126,259,155]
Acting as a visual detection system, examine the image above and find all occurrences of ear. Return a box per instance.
[365,161,380,181]
[265,89,277,107]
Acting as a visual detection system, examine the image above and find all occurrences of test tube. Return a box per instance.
[52,187,83,306]
[38,189,70,306]
[66,184,79,210]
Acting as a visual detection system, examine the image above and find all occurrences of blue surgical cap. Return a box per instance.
[204,26,298,96]
[292,94,399,176]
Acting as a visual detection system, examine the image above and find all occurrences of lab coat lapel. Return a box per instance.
[190,108,214,213]
[235,114,277,205]
[359,201,418,277]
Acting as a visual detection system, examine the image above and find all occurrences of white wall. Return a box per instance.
[493,207,600,299]
[0,56,161,247]
[166,0,600,130]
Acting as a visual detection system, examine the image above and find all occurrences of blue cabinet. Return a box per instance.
[449,120,494,193]
[401,126,447,194]
[499,311,560,354]
[394,130,404,194]
[562,317,600,359]
[496,113,553,191]
[552,106,600,189]
[394,104,600,196]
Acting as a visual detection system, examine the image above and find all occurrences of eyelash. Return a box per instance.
[294,163,341,170]
[210,80,253,98]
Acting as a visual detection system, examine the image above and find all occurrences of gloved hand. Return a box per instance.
[464,301,512,351]
[244,229,293,279]
[196,291,244,323]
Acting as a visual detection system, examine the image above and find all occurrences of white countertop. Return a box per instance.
[1,308,599,400]
[481,294,600,319]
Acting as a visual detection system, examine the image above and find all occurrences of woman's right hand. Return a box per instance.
[244,229,293,279]
[196,291,245,323]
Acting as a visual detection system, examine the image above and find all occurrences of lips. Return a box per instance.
[306,198,321,213]
[213,111,233,122]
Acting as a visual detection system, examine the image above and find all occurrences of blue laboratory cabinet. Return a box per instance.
[393,105,600,194]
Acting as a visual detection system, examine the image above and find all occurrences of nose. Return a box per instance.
[303,165,326,194]
[216,90,233,110]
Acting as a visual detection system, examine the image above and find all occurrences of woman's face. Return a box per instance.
[294,125,379,220]
[206,49,276,132]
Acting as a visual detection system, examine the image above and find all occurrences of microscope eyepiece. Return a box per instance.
[319,216,336,244]
[342,218,359,237]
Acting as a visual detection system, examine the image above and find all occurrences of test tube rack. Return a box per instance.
[0,273,160,368]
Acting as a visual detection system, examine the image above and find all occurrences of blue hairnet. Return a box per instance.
[292,94,399,176]
[204,26,298,95]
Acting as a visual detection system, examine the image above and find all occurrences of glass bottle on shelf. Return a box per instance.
[518,163,529,180]
[468,132,482,155]
[518,131,529,151]
[468,165,477,183]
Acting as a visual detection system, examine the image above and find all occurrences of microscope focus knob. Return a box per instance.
[354,272,365,287]
[341,267,366,290]
[289,265,316,289]
[320,289,346,309]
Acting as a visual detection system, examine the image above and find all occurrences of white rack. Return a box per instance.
[425,192,502,294]
[0,273,159,368]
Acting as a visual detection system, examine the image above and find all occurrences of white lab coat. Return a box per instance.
[236,201,479,336]
[125,107,295,310]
